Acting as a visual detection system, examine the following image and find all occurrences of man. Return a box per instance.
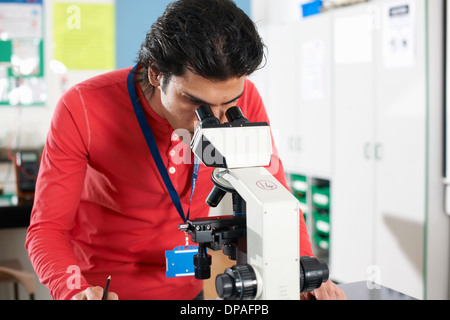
[25,0,345,300]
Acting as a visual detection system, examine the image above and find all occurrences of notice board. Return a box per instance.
[0,0,45,106]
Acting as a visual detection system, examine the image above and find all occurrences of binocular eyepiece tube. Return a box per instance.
[195,105,249,125]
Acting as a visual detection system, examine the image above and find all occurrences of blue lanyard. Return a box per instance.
[127,64,199,223]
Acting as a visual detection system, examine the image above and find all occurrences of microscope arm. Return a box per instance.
[220,166,301,300]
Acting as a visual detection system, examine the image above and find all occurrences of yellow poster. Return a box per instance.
[53,2,115,70]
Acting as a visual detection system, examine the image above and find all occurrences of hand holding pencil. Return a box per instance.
[71,275,118,300]
[101,275,111,300]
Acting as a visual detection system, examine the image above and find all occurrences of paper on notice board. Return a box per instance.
[382,0,416,69]
[0,3,42,39]
[0,1,45,106]
[11,39,41,76]
[0,66,8,103]
[53,3,115,70]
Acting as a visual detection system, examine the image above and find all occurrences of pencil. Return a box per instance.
[101,275,111,300]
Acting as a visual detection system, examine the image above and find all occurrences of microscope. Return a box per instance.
[179,105,328,300]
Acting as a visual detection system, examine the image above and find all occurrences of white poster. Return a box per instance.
[300,39,326,101]
[334,14,373,65]
[382,0,416,69]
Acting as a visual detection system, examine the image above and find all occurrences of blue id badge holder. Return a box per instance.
[165,233,200,278]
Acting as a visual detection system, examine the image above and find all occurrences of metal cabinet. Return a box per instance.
[330,4,377,287]
[330,0,438,299]
[259,15,333,177]
[255,0,448,299]
[294,13,334,179]
[260,24,298,173]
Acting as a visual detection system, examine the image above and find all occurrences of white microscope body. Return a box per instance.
[182,105,327,300]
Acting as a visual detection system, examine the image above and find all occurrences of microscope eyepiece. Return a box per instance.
[195,105,220,126]
[195,105,249,126]
[225,106,249,124]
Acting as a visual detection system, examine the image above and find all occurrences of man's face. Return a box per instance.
[155,70,246,137]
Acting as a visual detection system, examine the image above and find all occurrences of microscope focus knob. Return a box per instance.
[193,244,212,280]
[215,264,257,300]
[215,273,235,298]
[300,256,329,293]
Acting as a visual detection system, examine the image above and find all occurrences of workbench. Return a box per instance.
[0,204,32,229]
[0,204,420,300]
[339,281,416,300]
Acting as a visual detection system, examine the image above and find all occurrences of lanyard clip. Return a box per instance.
[185,231,189,246]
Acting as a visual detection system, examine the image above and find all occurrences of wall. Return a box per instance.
[2,0,446,302]
[0,0,116,300]
[116,0,251,69]
[0,0,251,300]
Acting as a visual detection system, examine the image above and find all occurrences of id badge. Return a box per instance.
[165,245,199,278]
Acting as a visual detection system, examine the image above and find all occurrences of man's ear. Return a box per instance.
[148,65,162,87]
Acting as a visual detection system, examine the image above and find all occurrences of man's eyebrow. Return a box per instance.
[184,90,245,106]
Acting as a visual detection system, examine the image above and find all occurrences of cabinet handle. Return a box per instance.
[296,137,302,151]
[289,137,295,151]
[364,142,372,159]
[290,136,301,152]
[375,143,383,161]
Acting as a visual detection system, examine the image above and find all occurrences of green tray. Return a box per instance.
[291,174,308,192]
[313,210,330,236]
[313,233,329,250]
[311,185,330,210]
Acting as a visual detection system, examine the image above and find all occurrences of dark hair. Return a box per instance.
[137,0,265,93]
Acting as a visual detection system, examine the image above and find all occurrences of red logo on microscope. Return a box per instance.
[256,180,277,190]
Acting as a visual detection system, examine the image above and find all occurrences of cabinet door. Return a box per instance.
[263,24,298,173]
[248,26,269,110]
[373,0,426,299]
[330,6,377,283]
[294,12,333,178]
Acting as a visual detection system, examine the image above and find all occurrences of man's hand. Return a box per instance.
[71,286,119,300]
[300,280,346,300]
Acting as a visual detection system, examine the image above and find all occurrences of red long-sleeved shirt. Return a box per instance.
[25,66,313,300]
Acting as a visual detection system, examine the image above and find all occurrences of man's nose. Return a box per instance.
[212,106,230,124]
